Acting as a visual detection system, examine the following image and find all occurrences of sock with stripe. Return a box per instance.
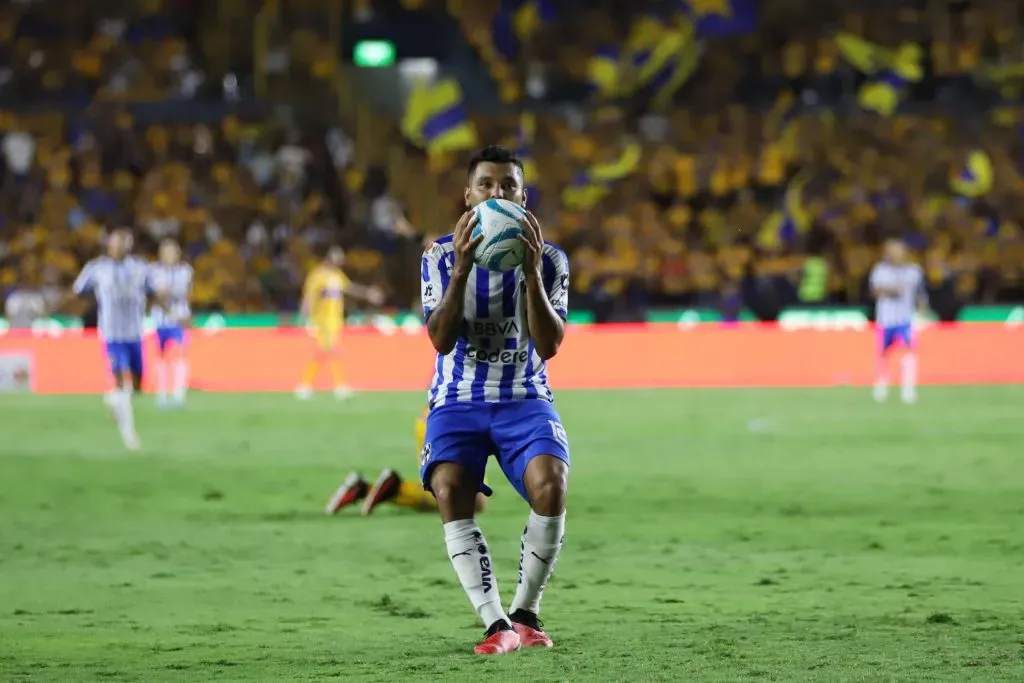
[510,511,565,616]
[174,358,189,402]
[443,519,509,629]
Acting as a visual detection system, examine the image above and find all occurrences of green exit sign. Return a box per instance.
[353,41,396,67]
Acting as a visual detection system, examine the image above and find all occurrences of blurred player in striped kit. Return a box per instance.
[870,238,929,404]
[67,228,153,450]
[418,146,571,655]
[148,239,193,408]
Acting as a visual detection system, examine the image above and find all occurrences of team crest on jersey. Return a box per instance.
[420,442,432,467]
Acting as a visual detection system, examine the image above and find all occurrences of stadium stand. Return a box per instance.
[1,0,1022,324]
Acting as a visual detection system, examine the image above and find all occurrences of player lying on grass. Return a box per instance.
[419,145,571,655]
[325,408,487,516]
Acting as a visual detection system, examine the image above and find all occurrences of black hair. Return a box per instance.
[466,145,524,180]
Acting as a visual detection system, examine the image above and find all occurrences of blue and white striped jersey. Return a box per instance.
[870,261,925,328]
[73,256,151,342]
[421,235,570,406]
[148,262,193,329]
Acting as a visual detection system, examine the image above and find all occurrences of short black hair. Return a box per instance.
[466,145,524,179]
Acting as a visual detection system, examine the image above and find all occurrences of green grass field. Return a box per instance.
[2,387,1024,682]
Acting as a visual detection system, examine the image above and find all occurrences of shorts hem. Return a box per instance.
[420,460,494,497]
[518,438,570,466]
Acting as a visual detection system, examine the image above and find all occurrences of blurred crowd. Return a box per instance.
[0,0,408,322]
[1,0,1022,325]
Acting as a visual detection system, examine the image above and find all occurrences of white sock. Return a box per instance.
[118,385,137,435]
[174,358,189,401]
[873,371,888,402]
[510,511,566,616]
[900,353,917,401]
[443,519,508,629]
[155,359,168,399]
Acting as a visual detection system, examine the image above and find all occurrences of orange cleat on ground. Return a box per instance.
[473,627,521,655]
[324,471,368,515]
[360,468,401,516]
[509,610,554,648]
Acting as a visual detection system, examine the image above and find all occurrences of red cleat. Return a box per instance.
[361,468,401,516]
[509,610,554,648]
[474,627,520,655]
[324,472,368,515]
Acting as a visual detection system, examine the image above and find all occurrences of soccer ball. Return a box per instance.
[472,198,527,271]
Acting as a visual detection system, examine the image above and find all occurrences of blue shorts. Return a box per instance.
[156,326,185,352]
[879,324,914,354]
[420,400,570,502]
[105,340,144,378]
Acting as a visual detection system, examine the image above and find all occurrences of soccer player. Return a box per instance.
[148,239,193,408]
[419,145,570,655]
[295,245,384,400]
[325,407,488,515]
[67,228,153,450]
[870,238,928,404]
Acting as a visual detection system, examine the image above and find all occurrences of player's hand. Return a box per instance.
[452,210,482,280]
[366,286,385,307]
[518,211,544,277]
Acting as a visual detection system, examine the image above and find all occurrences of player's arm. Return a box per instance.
[424,211,480,355]
[343,275,385,306]
[171,265,194,326]
[54,261,94,312]
[299,270,319,320]
[874,286,901,299]
[146,264,171,311]
[869,267,900,299]
[519,212,565,360]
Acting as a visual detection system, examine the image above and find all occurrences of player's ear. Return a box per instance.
[463,186,471,209]
[521,187,528,209]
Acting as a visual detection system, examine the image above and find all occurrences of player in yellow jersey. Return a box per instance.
[325,407,488,515]
[296,245,383,399]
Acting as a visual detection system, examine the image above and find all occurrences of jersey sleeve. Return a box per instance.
[420,245,445,320]
[144,264,159,292]
[341,272,351,291]
[868,264,884,291]
[72,261,95,295]
[543,245,570,320]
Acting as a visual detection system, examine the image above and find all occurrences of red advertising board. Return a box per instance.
[0,324,1020,394]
